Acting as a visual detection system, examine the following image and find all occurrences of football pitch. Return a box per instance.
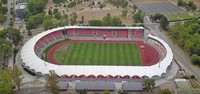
[54,43,142,66]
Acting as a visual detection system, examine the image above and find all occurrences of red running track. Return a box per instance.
[46,40,159,66]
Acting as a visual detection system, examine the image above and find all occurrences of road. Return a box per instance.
[143,16,200,82]
[5,0,11,29]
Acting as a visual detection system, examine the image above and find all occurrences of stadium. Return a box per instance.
[20,26,173,79]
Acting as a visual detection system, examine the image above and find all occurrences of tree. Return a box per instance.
[191,75,195,79]
[43,19,54,30]
[27,0,48,15]
[118,90,128,94]
[6,27,23,46]
[108,0,128,8]
[103,90,110,94]
[102,13,112,26]
[0,6,8,15]
[9,20,14,27]
[48,9,52,15]
[10,8,14,15]
[142,79,155,92]
[52,0,63,5]
[53,8,59,14]
[26,13,45,30]
[122,9,128,17]
[27,30,32,37]
[12,65,24,90]
[133,12,143,23]
[160,16,169,30]
[81,16,84,23]
[0,39,12,58]
[191,54,200,65]
[0,14,6,25]
[111,16,122,26]
[54,13,62,20]
[160,89,171,94]
[177,0,184,6]
[150,13,164,22]
[70,13,78,25]
[77,89,87,94]
[89,20,102,26]
[45,70,59,94]
[99,4,105,9]
[1,0,7,4]
[68,1,76,8]
[0,68,15,94]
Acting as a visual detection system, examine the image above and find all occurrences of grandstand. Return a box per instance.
[20,26,173,80]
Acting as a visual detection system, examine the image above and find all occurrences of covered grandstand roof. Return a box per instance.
[20,26,173,78]
[122,82,143,91]
[75,82,115,91]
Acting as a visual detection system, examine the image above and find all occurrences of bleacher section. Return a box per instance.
[77,29,94,37]
[66,29,143,39]
[66,29,74,37]
[45,34,55,42]
[51,31,64,39]
[34,31,65,55]
[116,30,128,38]
[154,44,167,57]
[39,37,49,45]
[135,30,143,38]
[96,30,113,37]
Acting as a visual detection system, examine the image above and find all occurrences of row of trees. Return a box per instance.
[0,1,8,24]
[108,0,128,8]
[89,13,122,26]
[177,0,196,11]
[169,19,200,65]
[150,13,169,30]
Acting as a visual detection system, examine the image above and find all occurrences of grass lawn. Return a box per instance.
[165,13,200,21]
[54,43,142,66]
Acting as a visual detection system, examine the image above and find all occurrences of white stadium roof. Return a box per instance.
[20,26,173,78]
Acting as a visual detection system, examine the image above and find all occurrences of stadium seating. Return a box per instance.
[66,29,74,37]
[77,29,94,37]
[154,44,167,57]
[38,37,49,45]
[34,46,41,53]
[45,34,55,42]
[135,30,143,38]
[96,30,113,37]
[51,31,64,39]
[115,30,128,38]
[35,41,45,48]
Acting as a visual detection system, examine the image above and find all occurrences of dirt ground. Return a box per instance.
[45,0,134,26]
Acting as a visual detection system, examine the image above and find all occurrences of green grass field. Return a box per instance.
[54,43,142,66]
[165,13,200,21]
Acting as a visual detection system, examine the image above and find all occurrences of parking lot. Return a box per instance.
[136,2,184,15]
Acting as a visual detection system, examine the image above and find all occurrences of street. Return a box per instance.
[5,0,11,29]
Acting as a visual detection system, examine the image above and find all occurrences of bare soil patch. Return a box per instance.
[45,0,134,25]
